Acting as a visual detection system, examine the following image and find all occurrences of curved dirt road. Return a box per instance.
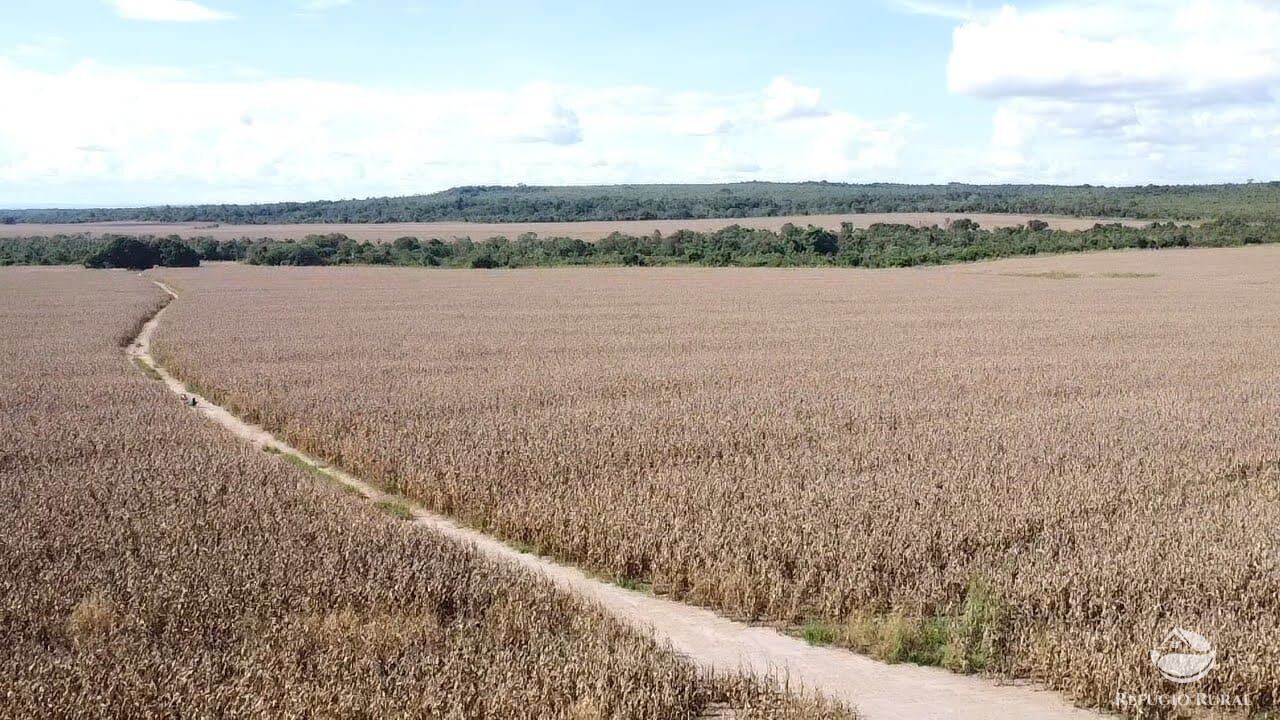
[128,279,1107,720]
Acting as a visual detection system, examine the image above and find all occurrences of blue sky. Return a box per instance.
[1,0,1278,205]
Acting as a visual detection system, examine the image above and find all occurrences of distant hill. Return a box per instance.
[5,181,1279,225]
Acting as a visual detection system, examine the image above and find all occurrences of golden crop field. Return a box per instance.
[0,267,849,719]
[151,247,1280,714]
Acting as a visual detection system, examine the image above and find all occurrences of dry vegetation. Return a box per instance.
[0,267,849,719]
[150,247,1280,715]
[2,211,1161,243]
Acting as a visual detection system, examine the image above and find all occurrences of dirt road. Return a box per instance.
[127,278,1106,720]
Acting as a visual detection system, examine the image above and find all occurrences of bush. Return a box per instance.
[806,227,839,255]
[155,237,201,267]
[84,237,159,270]
[283,245,325,266]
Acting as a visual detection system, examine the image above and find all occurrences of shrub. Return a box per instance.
[155,237,201,267]
[84,236,159,270]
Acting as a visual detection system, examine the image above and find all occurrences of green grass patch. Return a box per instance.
[132,357,161,381]
[614,576,652,593]
[800,618,837,646]
[894,615,951,666]
[942,578,1006,673]
[822,579,1007,670]
[276,450,363,496]
[574,565,653,592]
[374,500,414,521]
[280,452,320,474]
[1098,271,1157,278]
[839,611,949,665]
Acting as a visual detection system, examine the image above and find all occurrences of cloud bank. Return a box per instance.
[7,1,1279,204]
[0,62,914,204]
[947,0,1280,183]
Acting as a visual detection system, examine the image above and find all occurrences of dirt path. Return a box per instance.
[127,279,1108,720]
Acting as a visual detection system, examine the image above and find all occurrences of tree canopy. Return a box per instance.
[7,217,1275,272]
[6,181,1280,225]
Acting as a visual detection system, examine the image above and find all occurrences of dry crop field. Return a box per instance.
[0,267,848,719]
[150,247,1280,714]
[1,212,1161,243]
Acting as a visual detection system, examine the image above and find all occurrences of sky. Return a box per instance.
[1,0,1278,206]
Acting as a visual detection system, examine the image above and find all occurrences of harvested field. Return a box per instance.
[1,212,1168,243]
[152,246,1280,715]
[0,267,848,719]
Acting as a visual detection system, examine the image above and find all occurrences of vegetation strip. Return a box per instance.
[4,215,1278,269]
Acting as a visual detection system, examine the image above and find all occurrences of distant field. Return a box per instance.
[0,212,1170,242]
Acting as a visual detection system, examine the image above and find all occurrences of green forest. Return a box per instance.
[4,217,1277,270]
[4,181,1279,224]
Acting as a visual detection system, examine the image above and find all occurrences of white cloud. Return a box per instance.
[949,2,1280,103]
[764,77,828,121]
[979,97,1280,183]
[946,1,1280,182]
[506,83,583,145]
[808,113,916,176]
[109,0,233,22]
[673,110,734,136]
[0,61,914,204]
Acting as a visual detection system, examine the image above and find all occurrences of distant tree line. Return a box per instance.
[0,234,204,269]
[3,218,1278,271]
[5,181,1280,225]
